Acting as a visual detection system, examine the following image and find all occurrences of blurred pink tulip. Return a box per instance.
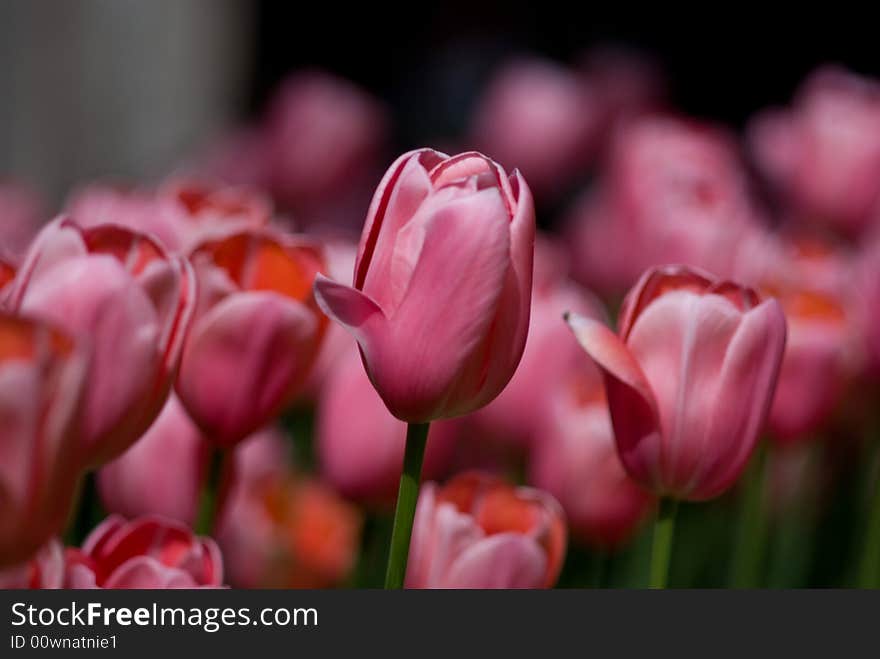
[0,258,14,300]
[473,270,605,449]
[406,472,566,588]
[0,539,65,589]
[9,219,195,465]
[566,265,787,500]
[314,149,535,422]
[472,57,600,198]
[218,430,362,588]
[568,116,761,295]
[748,67,880,239]
[0,182,44,258]
[530,371,655,549]
[177,231,326,447]
[0,315,88,567]
[97,395,208,525]
[317,345,458,503]
[65,515,223,588]
[66,184,171,247]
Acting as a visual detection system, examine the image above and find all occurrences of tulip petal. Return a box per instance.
[564,312,663,490]
[444,533,547,589]
[313,274,386,360]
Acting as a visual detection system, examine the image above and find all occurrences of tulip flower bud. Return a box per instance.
[9,218,195,465]
[0,314,88,566]
[314,149,535,422]
[406,472,566,589]
[177,230,326,447]
[65,516,224,588]
[566,265,787,501]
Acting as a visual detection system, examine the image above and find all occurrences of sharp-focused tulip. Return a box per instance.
[0,314,88,567]
[65,515,223,589]
[177,230,326,446]
[472,58,599,199]
[406,472,566,588]
[218,431,362,588]
[9,218,195,465]
[748,67,880,239]
[314,149,535,422]
[566,265,787,500]
[317,345,458,503]
[97,395,209,525]
[0,182,44,258]
[530,371,655,548]
[0,539,65,589]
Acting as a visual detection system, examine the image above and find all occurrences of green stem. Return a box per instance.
[649,498,678,589]
[857,448,880,588]
[384,422,430,589]
[729,444,769,588]
[195,448,226,536]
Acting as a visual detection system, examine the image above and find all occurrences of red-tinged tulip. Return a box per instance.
[530,370,655,549]
[406,472,566,589]
[471,57,600,198]
[317,345,458,504]
[66,184,170,247]
[65,516,223,589]
[0,314,88,567]
[748,67,880,239]
[218,432,362,588]
[0,182,44,258]
[313,149,535,422]
[97,395,209,525]
[0,539,65,589]
[177,230,326,447]
[0,258,15,299]
[566,265,787,501]
[9,218,195,465]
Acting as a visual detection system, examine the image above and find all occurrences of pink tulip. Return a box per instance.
[748,67,880,239]
[406,472,566,589]
[9,218,195,465]
[217,430,362,588]
[0,539,65,589]
[566,265,787,500]
[65,515,223,588]
[97,395,209,525]
[314,149,535,422]
[0,258,14,299]
[0,315,88,567]
[530,373,655,549]
[317,345,458,503]
[66,184,172,247]
[0,182,44,258]
[568,116,761,295]
[177,230,326,447]
[471,57,600,198]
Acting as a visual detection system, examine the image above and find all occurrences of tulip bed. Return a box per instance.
[1,58,879,590]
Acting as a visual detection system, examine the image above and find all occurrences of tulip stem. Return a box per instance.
[648,498,678,589]
[384,421,430,589]
[728,444,770,588]
[195,448,226,536]
[857,445,880,588]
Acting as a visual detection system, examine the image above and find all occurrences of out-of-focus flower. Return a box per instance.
[567,116,761,295]
[0,182,44,258]
[218,431,362,588]
[530,368,655,549]
[66,184,169,245]
[473,257,605,449]
[738,235,862,443]
[9,219,195,465]
[0,539,65,589]
[317,345,458,504]
[0,258,15,299]
[0,314,88,567]
[748,67,880,239]
[314,149,535,422]
[566,265,787,501]
[406,472,566,588]
[177,230,326,447]
[861,241,880,374]
[65,516,223,589]
[471,57,600,199]
[97,395,208,525]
